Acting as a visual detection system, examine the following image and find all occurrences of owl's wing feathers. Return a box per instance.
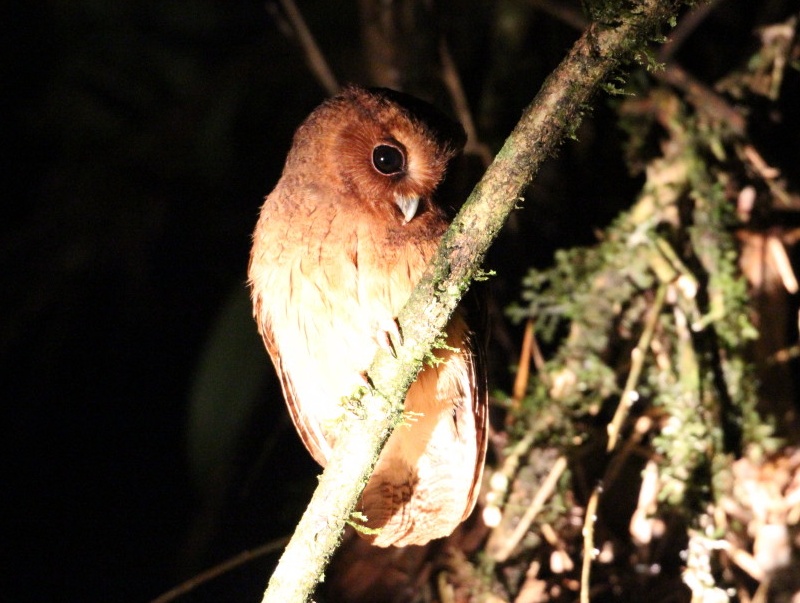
[253,298,331,467]
[462,328,488,521]
[358,312,488,547]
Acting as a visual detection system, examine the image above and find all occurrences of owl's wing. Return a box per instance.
[461,326,489,521]
[255,304,331,467]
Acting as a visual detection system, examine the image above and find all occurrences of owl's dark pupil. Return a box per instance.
[372,144,405,175]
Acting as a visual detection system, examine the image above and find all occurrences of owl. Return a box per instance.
[248,85,487,547]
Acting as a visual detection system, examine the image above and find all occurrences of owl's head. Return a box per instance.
[290,86,466,225]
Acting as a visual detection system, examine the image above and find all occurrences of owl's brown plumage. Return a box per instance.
[248,86,487,547]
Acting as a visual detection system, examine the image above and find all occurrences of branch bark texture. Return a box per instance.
[261,2,686,601]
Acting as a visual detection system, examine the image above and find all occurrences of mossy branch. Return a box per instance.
[260,2,686,601]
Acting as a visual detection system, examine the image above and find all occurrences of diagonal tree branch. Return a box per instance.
[260,1,687,601]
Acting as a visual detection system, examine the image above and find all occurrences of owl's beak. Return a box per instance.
[395,194,420,224]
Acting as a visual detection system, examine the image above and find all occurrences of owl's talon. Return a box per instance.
[385,317,404,346]
[377,330,397,358]
[376,318,402,358]
[357,371,371,387]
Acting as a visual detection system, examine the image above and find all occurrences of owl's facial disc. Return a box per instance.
[394,193,420,224]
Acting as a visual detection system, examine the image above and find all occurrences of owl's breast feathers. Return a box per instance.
[248,86,486,547]
[249,181,445,458]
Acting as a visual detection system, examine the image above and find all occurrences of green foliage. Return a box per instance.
[474,268,497,281]
[423,334,461,367]
[634,46,665,72]
[581,0,639,25]
[507,73,772,518]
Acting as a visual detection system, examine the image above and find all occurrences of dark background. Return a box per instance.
[4,1,798,601]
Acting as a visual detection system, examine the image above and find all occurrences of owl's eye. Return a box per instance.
[372,144,406,175]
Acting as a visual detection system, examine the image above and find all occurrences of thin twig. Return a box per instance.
[606,284,667,451]
[491,455,569,563]
[603,414,654,489]
[528,0,588,30]
[784,227,800,246]
[483,427,535,539]
[276,0,340,95]
[769,343,800,365]
[738,143,794,206]
[767,236,799,294]
[579,484,602,603]
[658,0,725,62]
[528,318,547,377]
[512,319,535,404]
[656,62,746,135]
[151,536,290,603]
[741,143,781,179]
[439,39,494,167]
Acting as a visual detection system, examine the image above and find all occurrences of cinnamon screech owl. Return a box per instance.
[248,86,487,547]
